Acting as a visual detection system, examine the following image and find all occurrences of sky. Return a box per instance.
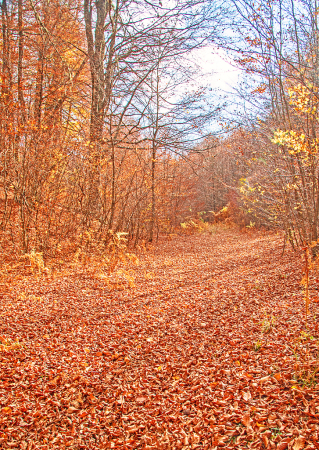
[185,44,244,137]
[191,45,241,93]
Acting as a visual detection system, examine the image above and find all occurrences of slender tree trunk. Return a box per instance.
[34,48,44,128]
[149,67,160,242]
[1,0,11,230]
[84,0,108,146]
[150,146,156,242]
[84,0,119,220]
[109,138,116,231]
[18,0,25,123]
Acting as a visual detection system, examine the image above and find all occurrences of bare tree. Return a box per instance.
[218,0,319,247]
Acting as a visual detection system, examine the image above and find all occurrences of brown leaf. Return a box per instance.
[49,375,60,385]
[1,230,309,450]
[277,441,290,450]
[191,433,200,444]
[262,435,269,447]
[233,401,239,410]
[67,407,78,413]
[88,393,97,404]
[71,400,80,408]
[242,391,251,401]
[242,413,250,426]
[293,437,306,450]
[259,376,270,383]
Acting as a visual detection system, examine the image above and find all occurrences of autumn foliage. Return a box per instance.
[2,2,319,449]
[0,0,215,263]
[1,230,319,449]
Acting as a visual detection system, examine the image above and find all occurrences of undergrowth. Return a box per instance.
[180,216,232,235]
[290,243,319,386]
[291,331,319,387]
[0,229,139,290]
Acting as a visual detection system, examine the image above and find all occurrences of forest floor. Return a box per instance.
[1,228,319,450]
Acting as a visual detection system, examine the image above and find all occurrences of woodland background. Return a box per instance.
[1,0,319,261]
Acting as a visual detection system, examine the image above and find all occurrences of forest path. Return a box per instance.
[1,230,319,449]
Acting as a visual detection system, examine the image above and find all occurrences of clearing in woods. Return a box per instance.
[1,229,318,449]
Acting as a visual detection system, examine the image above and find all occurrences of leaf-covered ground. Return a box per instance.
[1,229,319,449]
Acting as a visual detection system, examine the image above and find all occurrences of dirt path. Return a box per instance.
[1,230,319,449]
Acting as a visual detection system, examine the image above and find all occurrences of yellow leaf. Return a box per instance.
[2,407,12,414]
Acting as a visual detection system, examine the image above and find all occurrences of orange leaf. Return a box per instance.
[259,376,270,383]
[2,406,12,414]
[262,435,269,446]
[277,441,290,450]
[242,413,250,426]
[67,407,78,413]
[242,391,251,401]
[293,437,306,450]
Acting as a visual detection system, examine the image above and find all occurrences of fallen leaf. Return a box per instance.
[0,231,310,449]
[242,413,250,426]
[277,440,290,450]
[293,437,306,450]
[136,396,147,404]
[2,406,12,414]
[262,434,269,447]
[259,376,270,383]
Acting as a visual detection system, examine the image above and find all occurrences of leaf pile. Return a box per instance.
[1,230,319,449]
